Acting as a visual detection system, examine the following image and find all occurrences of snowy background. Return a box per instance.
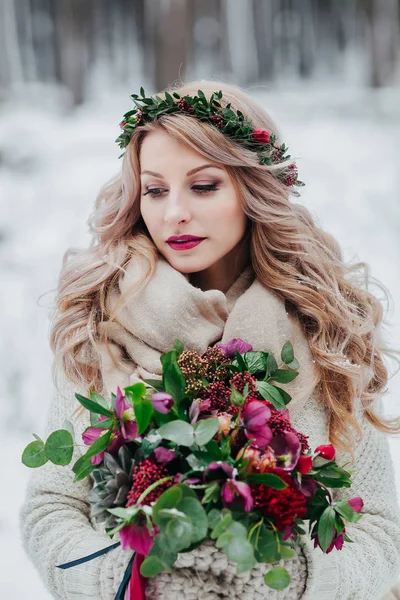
[1,1,400,598]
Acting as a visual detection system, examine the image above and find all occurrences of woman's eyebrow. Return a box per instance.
[140,164,223,178]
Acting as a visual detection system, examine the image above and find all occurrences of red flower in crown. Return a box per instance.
[253,128,271,144]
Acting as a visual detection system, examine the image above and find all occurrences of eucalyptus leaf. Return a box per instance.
[157,421,194,446]
[193,418,219,446]
[22,439,48,468]
[264,566,291,590]
[45,429,74,466]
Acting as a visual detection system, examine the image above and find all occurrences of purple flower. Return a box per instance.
[189,399,200,424]
[81,387,138,465]
[115,387,139,440]
[241,400,272,449]
[348,497,364,513]
[269,431,301,471]
[314,528,345,553]
[151,392,174,414]
[221,480,254,512]
[216,338,253,358]
[153,447,176,465]
[204,461,234,482]
[120,519,155,555]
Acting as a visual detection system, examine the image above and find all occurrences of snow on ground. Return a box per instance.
[1,82,399,598]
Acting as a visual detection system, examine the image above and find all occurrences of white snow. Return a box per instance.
[1,82,399,598]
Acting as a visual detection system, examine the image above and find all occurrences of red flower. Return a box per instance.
[296,455,313,474]
[119,120,127,129]
[251,469,308,531]
[315,444,336,461]
[253,128,270,144]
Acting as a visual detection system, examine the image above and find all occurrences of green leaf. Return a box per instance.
[264,566,291,590]
[256,381,286,410]
[224,537,255,567]
[270,369,299,384]
[165,518,193,551]
[173,338,184,355]
[230,384,245,407]
[286,358,299,370]
[22,439,48,468]
[133,398,153,435]
[281,342,294,364]
[235,350,248,372]
[91,418,114,429]
[32,433,43,442]
[89,391,110,410]
[172,92,181,99]
[334,500,362,523]
[165,91,174,106]
[140,555,167,577]
[157,421,194,446]
[82,429,113,460]
[45,430,74,466]
[75,393,113,418]
[62,420,75,439]
[124,382,147,403]
[210,510,233,538]
[146,532,177,572]
[161,350,186,409]
[141,432,162,458]
[242,351,267,375]
[143,378,165,392]
[152,485,184,525]
[252,526,279,562]
[140,86,145,97]
[318,506,336,552]
[266,353,278,377]
[72,454,96,482]
[193,418,219,446]
[247,473,288,489]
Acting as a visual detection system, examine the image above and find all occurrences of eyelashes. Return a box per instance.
[143,183,220,197]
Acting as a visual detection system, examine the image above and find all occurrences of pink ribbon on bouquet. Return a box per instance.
[125,553,147,600]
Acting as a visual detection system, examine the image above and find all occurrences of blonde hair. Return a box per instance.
[50,79,400,461]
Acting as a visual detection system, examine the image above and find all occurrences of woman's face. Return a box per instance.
[139,129,249,277]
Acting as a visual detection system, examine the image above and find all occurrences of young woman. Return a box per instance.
[20,80,400,599]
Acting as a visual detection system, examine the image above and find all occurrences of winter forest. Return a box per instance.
[1,1,400,598]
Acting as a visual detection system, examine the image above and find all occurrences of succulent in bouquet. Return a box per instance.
[22,337,364,591]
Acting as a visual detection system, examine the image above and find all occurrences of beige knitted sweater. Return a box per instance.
[20,256,400,599]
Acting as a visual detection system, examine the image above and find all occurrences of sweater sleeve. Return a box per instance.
[19,370,133,600]
[300,396,400,600]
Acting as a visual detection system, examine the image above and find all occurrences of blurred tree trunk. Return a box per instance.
[362,0,400,87]
[145,0,195,91]
[53,0,93,105]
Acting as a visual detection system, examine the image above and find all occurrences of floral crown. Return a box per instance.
[116,88,304,191]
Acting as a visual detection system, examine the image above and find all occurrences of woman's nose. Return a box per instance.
[163,191,192,225]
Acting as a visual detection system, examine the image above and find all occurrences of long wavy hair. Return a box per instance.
[49,79,400,460]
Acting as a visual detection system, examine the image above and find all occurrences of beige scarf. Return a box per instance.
[97,254,320,419]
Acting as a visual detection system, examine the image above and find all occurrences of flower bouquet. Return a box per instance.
[22,338,363,597]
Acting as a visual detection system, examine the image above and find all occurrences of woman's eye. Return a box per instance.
[192,184,219,194]
[143,188,166,197]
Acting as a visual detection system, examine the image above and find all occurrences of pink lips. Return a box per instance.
[167,238,205,251]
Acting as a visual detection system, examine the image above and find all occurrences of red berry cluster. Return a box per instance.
[210,114,224,129]
[178,98,194,113]
[126,457,172,507]
[201,381,231,412]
